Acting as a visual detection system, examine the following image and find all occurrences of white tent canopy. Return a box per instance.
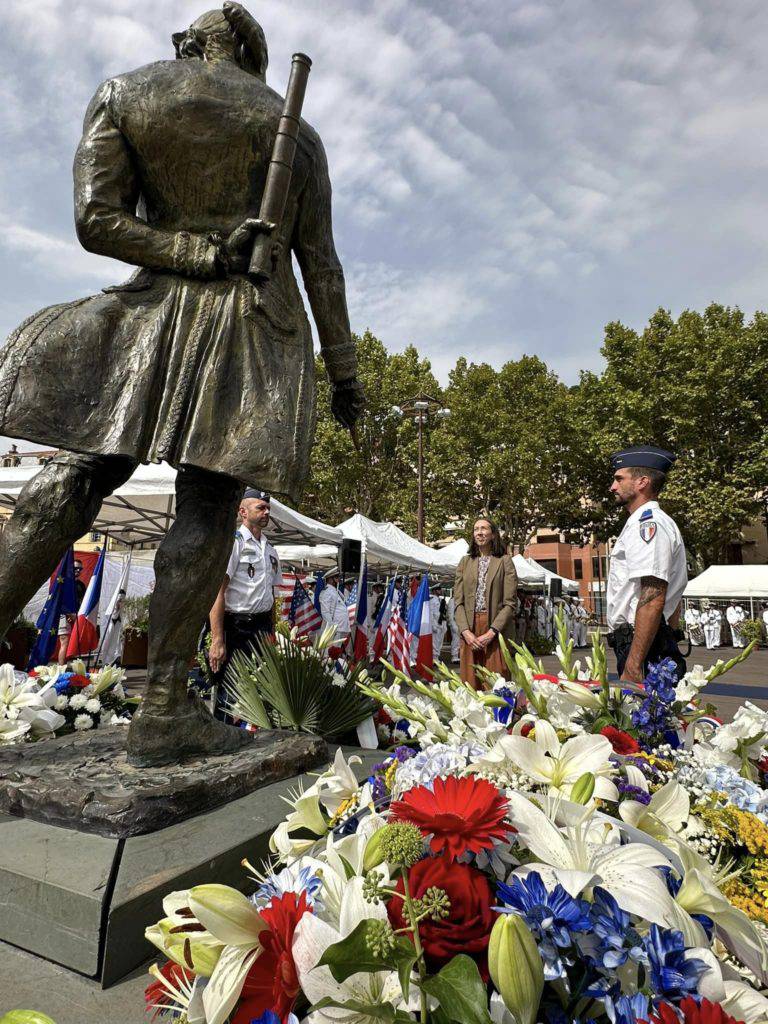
[524,556,580,593]
[0,462,342,546]
[336,514,465,578]
[684,565,768,599]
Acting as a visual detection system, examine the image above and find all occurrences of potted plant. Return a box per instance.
[121,595,150,668]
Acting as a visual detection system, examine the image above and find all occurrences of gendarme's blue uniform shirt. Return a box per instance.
[607,500,688,630]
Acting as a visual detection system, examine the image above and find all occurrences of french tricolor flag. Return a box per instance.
[66,544,106,658]
[371,576,397,662]
[407,573,433,677]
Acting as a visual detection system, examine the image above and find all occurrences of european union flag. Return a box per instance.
[28,547,77,670]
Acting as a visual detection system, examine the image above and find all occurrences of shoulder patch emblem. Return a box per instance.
[639,522,657,544]
[639,508,653,520]
[270,555,279,572]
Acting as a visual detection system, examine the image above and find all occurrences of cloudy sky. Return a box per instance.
[2,0,767,392]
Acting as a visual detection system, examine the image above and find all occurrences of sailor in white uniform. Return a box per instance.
[319,566,352,643]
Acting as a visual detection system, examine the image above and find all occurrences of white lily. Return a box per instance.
[668,845,768,984]
[315,748,366,817]
[675,664,708,704]
[0,663,46,721]
[507,791,679,927]
[722,979,768,1023]
[475,720,618,801]
[189,884,269,1024]
[313,813,389,927]
[144,890,223,977]
[619,779,690,841]
[0,717,30,744]
[293,877,412,1024]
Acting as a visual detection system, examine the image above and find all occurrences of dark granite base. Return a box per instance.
[0,725,328,838]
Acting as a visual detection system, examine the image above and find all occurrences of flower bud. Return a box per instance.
[363,828,387,871]
[570,771,596,805]
[488,914,543,1024]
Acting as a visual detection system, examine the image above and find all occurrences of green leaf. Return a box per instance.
[318,919,418,986]
[421,954,494,1024]
[0,1013,57,1024]
[309,997,402,1021]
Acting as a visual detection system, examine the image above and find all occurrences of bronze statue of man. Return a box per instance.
[0,3,364,766]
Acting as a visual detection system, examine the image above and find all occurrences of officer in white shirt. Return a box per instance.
[319,566,351,642]
[606,446,688,683]
[208,488,281,714]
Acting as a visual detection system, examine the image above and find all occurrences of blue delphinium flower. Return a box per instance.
[632,658,679,749]
[496,871,591,979]
[644,924,708,1002]
[492,685,517,725]
[250,1013,299,1024]
[253,865,323,908]
[586,888,647,971]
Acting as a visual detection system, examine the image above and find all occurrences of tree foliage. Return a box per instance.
[303,331,441,533]
[303,306,768,566]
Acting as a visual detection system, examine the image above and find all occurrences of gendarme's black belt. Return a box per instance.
[225,609,273,627]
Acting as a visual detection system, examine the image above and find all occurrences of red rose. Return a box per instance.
[600,726,640,755]
[387,858,495,978]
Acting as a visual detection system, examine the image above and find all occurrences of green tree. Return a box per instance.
[572,304,768,565]
[302,331,443,533]
[429,356,583,549]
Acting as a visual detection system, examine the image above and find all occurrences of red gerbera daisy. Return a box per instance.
[388,775,513,860]
[647,998,745,1024]
[232,890,312,1024]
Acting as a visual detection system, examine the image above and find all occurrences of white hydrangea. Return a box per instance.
[69,694,87,711]
[74,713,94,730]
[84,698,102,714]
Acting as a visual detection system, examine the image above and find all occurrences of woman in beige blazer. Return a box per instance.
[453,517,517,689]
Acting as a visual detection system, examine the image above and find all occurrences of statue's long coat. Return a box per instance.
[0,58,356,501]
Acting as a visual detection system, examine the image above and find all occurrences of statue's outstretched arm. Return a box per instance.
[293,136,358,386]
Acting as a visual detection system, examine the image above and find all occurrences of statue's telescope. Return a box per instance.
[248,52,312,283]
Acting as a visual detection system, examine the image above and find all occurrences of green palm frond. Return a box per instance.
[223,634,376,737]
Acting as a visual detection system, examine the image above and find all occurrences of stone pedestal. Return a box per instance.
[0,727,363,986]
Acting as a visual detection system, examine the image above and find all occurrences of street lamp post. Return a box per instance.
[395,394,450,542]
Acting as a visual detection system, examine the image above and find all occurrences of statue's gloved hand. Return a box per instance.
[217,218,276,274]
[331,377,365,430]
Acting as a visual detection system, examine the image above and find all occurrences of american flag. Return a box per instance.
[345,581,359,627]
[277,572,298,620]
[289,578,323,637]
[387,586,411,676]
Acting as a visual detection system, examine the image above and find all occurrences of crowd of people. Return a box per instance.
[684,598,768,649]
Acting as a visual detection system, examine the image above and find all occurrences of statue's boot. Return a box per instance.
[127,691,253,767]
